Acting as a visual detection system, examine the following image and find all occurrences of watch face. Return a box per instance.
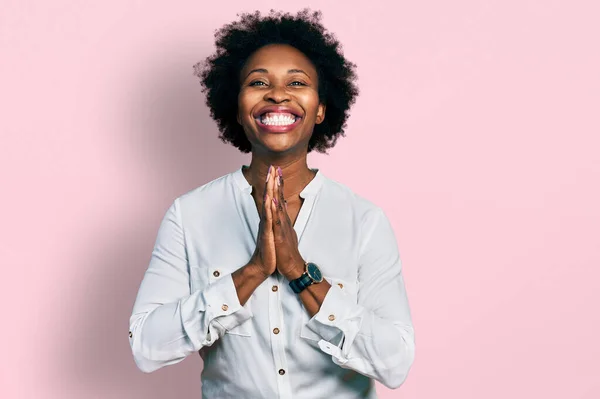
[306,262,323,282]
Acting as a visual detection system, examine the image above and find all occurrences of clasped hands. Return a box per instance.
[249,165,306,282]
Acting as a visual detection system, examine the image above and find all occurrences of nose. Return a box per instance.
[264,84,291,103]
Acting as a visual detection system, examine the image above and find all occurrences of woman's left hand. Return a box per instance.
[271,166,306,280]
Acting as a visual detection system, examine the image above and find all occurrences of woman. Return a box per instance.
[129,9,415,398]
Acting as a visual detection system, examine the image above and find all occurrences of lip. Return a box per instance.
[255,115,302,133]
[253,105,303,133]
[253,105,303,119]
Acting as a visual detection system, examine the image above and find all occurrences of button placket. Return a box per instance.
[210,269,223,284]
[267,273,292,397]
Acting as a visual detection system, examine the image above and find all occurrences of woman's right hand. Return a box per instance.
[249,165,277,279]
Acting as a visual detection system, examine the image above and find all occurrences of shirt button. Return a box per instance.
[213,270,220,277]
[128,331,133,338]
[278,369,286,375]
[221,304,229,311]
[337,283,344,289]
[273,328,280,334]
[272,285,278,292]
[328,314,336,321]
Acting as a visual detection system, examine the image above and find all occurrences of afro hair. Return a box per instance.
[194,8,359,154]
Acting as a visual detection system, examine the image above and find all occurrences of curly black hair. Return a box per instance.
[194,8,359,154]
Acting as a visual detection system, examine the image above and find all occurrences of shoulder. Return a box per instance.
[320,173,386,223]
[320,174,396,255]
[320,173,382,214]
[171,170,236,214]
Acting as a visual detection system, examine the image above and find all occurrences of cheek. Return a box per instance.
[299,92,321,114]
[238,92,261,118]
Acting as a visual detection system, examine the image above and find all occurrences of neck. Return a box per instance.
[243,154,315,201]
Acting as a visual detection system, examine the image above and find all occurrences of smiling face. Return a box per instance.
[237,43,326,155]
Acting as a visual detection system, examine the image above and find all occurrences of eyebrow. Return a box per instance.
[245,68,310,79]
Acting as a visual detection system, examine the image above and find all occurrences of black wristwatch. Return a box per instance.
[289,262,323,294]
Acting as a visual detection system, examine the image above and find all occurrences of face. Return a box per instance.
[237,43,326,155]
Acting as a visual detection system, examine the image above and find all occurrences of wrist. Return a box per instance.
[288,261,323,294]
[245,261,270,282]
[283,261,306,281]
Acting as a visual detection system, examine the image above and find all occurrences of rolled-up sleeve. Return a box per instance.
[305,208,415,389]
[128,199,253,373]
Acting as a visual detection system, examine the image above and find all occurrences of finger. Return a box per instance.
[279,178,287,214]
[272,197,281,226]
[275,169,291,225]
[269,165,276,206]
[274,176,289,243]
[274,168,282,212]
[271,167,283,238]
[277,167,285,205]
[272,167,281,220]
[261,165,271,225]
[271,196,283,245]
[262,165,272,205]
[265,185,273,234]
[266,165,276,224]
[278,167,288,210]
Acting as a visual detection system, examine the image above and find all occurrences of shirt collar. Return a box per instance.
[233,165,325,199]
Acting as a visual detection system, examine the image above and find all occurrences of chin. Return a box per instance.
[263,143,296,154]
[259,134,301,152]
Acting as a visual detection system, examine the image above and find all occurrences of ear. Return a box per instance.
[236,111,241,125]
[315,103,326,124]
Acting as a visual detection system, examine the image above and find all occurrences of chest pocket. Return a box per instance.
[191,264,254,337]
[300,276,358,342]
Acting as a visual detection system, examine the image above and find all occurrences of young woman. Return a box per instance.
[129,9,415,398]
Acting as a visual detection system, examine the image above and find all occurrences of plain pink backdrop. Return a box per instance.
[1,0,599,398]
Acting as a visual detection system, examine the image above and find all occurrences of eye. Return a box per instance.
[249,81,267,86]
[289,81,307,86]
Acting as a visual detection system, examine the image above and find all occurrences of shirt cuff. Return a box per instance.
[181,273,253,347]
[305,283,362,353]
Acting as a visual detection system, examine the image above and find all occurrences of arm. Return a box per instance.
[300,208,416,389]
[128,199,265,373]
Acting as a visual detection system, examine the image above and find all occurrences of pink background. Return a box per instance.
[1,0,599,398]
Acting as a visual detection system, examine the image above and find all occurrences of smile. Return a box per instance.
[255,112,302,133]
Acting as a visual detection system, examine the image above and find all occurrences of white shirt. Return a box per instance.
[129,165,415,398]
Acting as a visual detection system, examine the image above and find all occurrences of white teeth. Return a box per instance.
[260,114,297,126]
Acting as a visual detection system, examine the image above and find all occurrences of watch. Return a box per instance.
[289,262,323,294]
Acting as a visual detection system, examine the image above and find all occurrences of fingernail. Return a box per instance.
[266,165,272,182]
[273,197,278,206]
[276,175,280,186]
[277,166,282,177]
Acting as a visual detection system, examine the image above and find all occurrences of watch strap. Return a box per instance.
[289,272,313,294]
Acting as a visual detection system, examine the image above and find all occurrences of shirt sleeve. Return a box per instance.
[304,207,415,389]
[128,198,253,373]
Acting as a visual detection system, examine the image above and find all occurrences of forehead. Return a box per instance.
[241,44,317,76]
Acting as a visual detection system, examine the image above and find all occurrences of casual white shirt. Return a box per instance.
[128,165,415,398]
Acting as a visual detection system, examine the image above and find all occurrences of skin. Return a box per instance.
[231,44,332,317]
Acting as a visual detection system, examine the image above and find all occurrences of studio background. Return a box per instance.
[1,0,599,398]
